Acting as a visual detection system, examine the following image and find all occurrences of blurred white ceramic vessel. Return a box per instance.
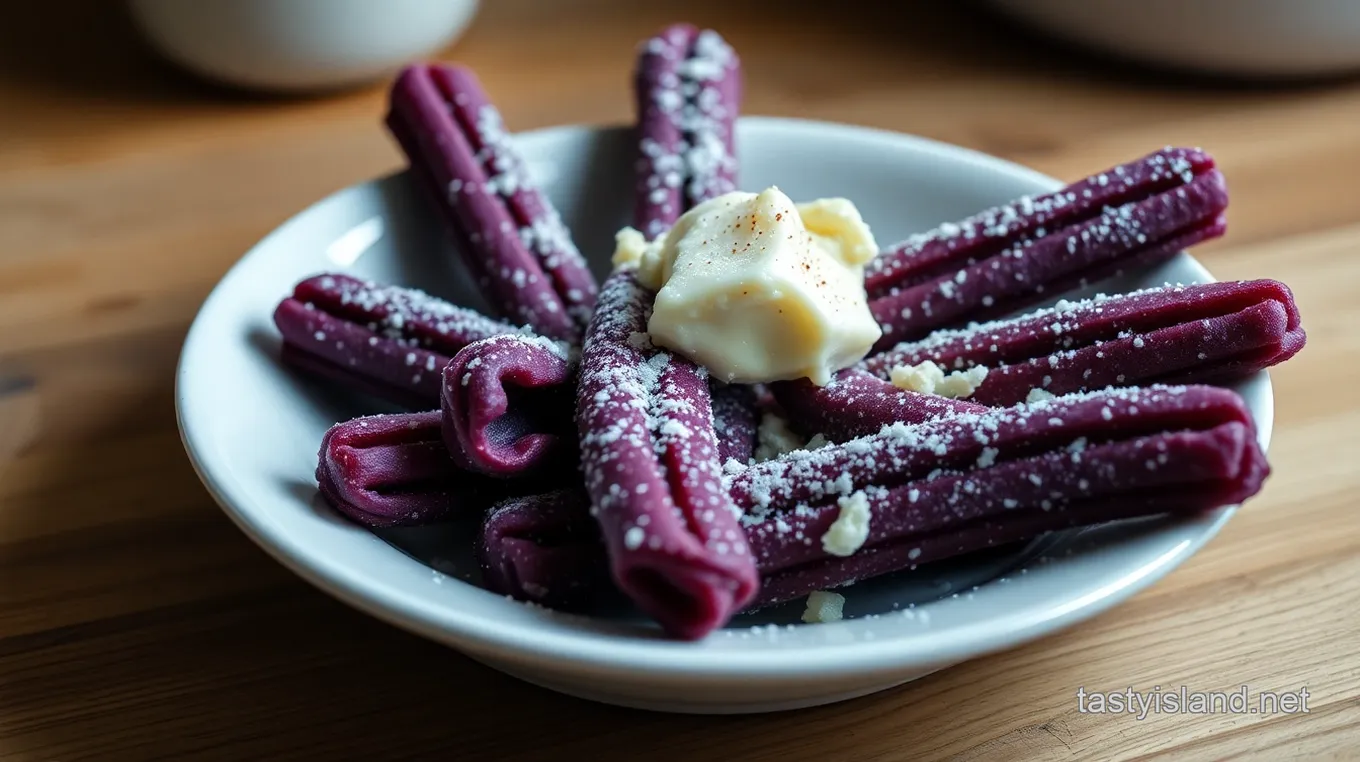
[128,0,480,92]
[990,0,1360,78]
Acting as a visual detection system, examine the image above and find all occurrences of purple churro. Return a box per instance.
[863,279,1306,406]
[730,385,1256,513]
[738,386,1266,606]
[387,64,597,341]
[480,385,1268,611]
[574,270,759,639]
[632,26,688,237]
[867,147,1229,350]
[274,273,526,408]
[632,24,741,236]
[317,411,511,528]
[440,334,579,478]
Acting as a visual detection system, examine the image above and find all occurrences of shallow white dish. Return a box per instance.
[989,0,1360,78]
[176,117,1271,714]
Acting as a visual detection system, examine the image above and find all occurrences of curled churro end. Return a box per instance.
[478,489,608,611]
[316,411,507,528]
[440,334,579,478]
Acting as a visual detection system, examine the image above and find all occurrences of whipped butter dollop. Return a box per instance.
[613,187,882,385]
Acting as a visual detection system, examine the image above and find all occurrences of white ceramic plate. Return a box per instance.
[176,118,1271,714]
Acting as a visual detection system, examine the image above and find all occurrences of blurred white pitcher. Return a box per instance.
[129,0,481,92]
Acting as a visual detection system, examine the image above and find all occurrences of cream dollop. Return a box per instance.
[612,187,882,385]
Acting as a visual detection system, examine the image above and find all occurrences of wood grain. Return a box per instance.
[1,1,1357,759]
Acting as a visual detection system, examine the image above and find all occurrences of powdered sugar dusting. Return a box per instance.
[469,103,595,323]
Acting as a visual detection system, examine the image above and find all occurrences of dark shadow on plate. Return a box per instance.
[556,127,638,283]
[1053,509,1230,556]
[368,528,1075,631]
[365,172,497,313]
[286,479,356,529]
[246,323,283,360]
[246,324,404,425]
[345,128,635,324]
[288,472,494,583]
[728,533,1066,626]
[374,520,488,586]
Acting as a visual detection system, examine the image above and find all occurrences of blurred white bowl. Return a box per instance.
[989,0,1360,78]
[129,0,480,92]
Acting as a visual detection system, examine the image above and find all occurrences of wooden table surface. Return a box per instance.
[2,1,1357,759]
